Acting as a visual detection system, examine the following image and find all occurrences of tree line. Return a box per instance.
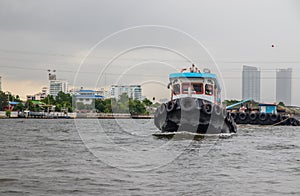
[0,91,153,115]
[77,93,153,115]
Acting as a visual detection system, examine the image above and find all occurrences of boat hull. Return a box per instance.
[230,112,300,126]
[154,98,237,134]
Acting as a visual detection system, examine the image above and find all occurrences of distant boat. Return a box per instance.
[154,66,237,134]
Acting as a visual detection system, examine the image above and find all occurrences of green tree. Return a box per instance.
[15,102,25,111]
[95,99,106,112]
[117,93,129,113]
[0,91,8,110]
[129,99,147,115]
[278,101,285,107]
[142,98,153,107]
[55,91,73,112]
[25,101,42,112]
[5,110,11,117]
[41,95,56,105]
[223,99,240,106]
[104,99,113,113]
[94,96,151,115]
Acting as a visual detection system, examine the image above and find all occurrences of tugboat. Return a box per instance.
[154,65,237,134]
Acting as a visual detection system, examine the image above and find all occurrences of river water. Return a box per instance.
[0,119,299,196]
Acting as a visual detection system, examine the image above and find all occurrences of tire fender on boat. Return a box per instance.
[158,103,166,115]
[270,114,278,122]
[259,113,268,121]
[180,98,197,112]
[166,101,176,112]
[238,112,247,121]
[213,105,222,116]
[249,113,257,121]
[222,108,227,119]
[202,103,212,115]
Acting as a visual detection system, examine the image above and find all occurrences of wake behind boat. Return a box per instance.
[154,65,237,134]
[152,131,236,140]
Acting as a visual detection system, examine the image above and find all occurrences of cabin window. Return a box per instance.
[173,84,180,95]
[192,83,203,94]
[182,83,189,94]
[205,84,213,95]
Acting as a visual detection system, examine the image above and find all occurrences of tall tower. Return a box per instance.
[242,65,261,102]
[276,68,292,106]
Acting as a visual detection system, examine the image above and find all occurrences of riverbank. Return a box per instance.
[0,111,154,119]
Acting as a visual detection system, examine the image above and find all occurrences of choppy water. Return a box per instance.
[0,119,299,196]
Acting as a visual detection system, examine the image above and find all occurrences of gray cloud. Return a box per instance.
[0,0,299,104]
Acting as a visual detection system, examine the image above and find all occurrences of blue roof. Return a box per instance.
[169,72,217,79]
[76,95,104,99]
[259,103,276,106]
[79,90,95,93]
[9,101,22,105]
[169,72,221,89]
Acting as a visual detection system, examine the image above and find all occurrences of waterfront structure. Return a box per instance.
[110,85,142,100]
[242,65,261,102]
[276,68,292,106]
[74,89,104,105]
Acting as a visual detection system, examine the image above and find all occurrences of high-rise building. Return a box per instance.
[242,65,261,102]
[0,76,2,91]
[276,68,292,106]
[49,80,68,97]
[47,70,68,97]
[110,85,142,100]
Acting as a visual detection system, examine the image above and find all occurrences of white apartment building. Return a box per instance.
[110,85,142,100]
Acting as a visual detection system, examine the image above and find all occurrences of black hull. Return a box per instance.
[154,98,237,134]
[230,112,300,126]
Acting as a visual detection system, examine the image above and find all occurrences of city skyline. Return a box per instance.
[2,64,296,106]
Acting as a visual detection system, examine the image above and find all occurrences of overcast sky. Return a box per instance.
[0,0,300,104]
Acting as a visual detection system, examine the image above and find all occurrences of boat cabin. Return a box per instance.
[168,71,221,104]
[259,103,277,114]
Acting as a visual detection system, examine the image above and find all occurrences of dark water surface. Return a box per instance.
[0,119,299,196]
